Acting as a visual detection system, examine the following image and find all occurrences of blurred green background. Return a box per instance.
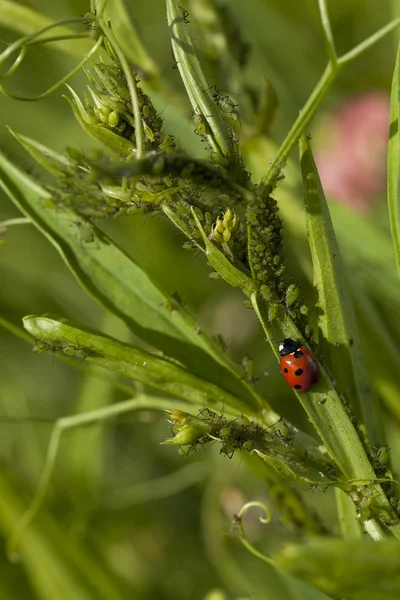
[1,1,400,598]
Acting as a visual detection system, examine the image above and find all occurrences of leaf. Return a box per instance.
[23,314,252,413]
[252,450,329,487]
[299,134,383,448]
[8,129,73,176]
[275,537,400,600]
[166,0,231,157]
[0,151,262,411]
[388,38,400,278]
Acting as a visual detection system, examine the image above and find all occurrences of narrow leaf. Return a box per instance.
[166,0,231,157]
[23,314,252,413]
[388,38,400,277]
[299,134,383,448]
[8,128,73,176]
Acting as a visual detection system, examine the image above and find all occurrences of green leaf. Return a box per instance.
[23,314,252,413]
[275,537,400,600]
[253,450,330,487]
[166,0,231,157]
[8,129,73,176]
[299,134,383,448]
[388,38,400,277]
[0,151,262,411]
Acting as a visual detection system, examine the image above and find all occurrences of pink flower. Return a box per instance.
[315,93,390,213]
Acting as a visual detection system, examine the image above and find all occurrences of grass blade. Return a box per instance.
[388,38,400,277]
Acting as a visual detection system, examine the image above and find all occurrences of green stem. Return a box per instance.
[0,35,104,101]
[7,394,196,560]
[0,217,31,227]
[260,17,400,193]
[339,17,400,64]
[259,63,336,192]
[317,0,338,67]
[0,17,93,68]
[98,21,143,158]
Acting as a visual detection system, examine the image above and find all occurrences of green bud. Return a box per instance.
[300,304,309,315]
[108,110,119,127]
[163,423,206,446]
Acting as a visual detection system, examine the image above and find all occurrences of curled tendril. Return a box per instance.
[0,17,96,71]
[0,34,104,102]
[233,501,276,566]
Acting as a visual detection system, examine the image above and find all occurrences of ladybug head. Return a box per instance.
[278,338,301,356]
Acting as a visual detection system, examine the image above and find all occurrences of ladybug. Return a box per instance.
[278,338,319,392]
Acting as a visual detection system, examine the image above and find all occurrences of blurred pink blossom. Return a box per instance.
[315,92,390,213]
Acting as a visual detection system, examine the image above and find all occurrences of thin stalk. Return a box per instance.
[260,17,400,193]
[0,17,94,67]
[7,394,196,559]
[0,35,104,101]
[98,16,143,158]
[259,64,336,192]
[0,217,31,227]
[339,18,400,64]
[317,0,338,68]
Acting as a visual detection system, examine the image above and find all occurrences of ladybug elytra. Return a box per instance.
[279,338,319,393]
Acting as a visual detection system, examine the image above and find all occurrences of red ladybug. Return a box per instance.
[278,338,319,392]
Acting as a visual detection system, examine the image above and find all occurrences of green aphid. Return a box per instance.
[260,284,273,301]
[300,304,309,316]
[285,284,300,307]
[219,427,231,439]
[108,110,119,127]
[273,255,280,266]
[268,304,278,322]
[143,122,155,143]
[242,440,255,452]
[242,355,256,383]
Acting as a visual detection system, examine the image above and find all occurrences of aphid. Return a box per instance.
[278,338,319,393]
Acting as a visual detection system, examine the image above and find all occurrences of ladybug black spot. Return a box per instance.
[294,368,303,376]
[294,384,302,390]
[283,368,289,373]
[294,350,303,358]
